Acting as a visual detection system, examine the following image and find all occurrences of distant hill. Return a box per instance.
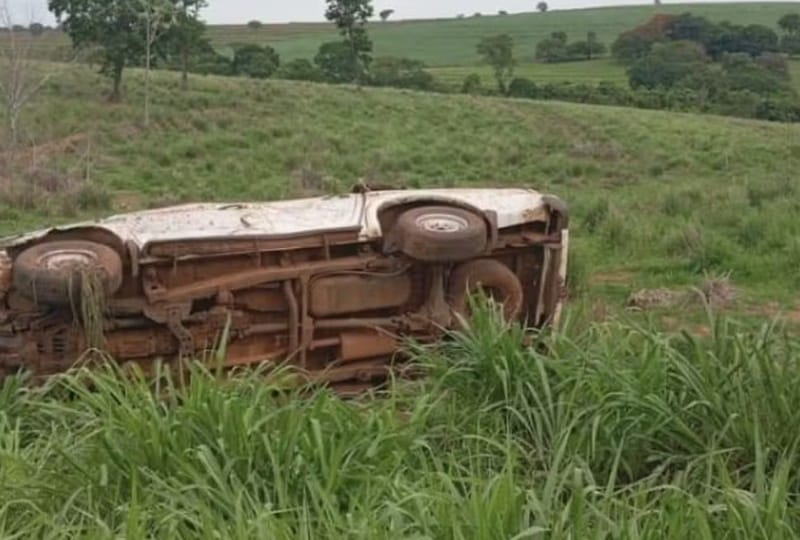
[210,2,800,66]
[7,3,799,66]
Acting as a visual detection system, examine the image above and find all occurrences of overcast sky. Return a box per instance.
[4,0,793,24]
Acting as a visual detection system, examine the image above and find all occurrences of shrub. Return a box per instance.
[315,41,359,83]
[782,34,800,55]
[627,41,709,90]
[233,44,280,79]
[611,33,655,62]
[460,73,483,94]
[535,32,570,63]
[507,77,538,98]
[275,59,324,82]
[721,53,794,96]
[567,40,607,60]
[369,57,434,90]
[247,20,263,30]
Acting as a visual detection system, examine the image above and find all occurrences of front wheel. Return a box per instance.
[13,240,123,306]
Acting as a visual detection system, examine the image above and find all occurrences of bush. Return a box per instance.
[611,33,655,62]
[247,20,263,30]
[369,57,434,90]
[507,77,538,98]
[275,59,323,82]
[782,34,800,55]
[460,73,483,95]
[233,44,280,79]
[535,32,570,63]
[567,40,607,60]
[315,41,359,83]
[721,53,794,96]
[627,41,709,90]
[28,22,44,36]
[192,50,234,77]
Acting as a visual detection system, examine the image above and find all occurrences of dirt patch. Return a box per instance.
[627,288,688,310]
[745,300,800,325]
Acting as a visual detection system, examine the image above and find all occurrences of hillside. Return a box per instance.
[3,65,800,310]
[7,3,800,67]
[223,2,800,66]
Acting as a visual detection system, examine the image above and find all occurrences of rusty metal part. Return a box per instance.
[283,280,299,356]
[339,331,399,362]
[0,251,11,298]
[310,273,412,317]
[419,265,452,328]
[146,254,390,304]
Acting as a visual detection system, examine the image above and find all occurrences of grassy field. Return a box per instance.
[3,308,800,537]
[232,2,800,66]
[2,64,800,310]
[431,58,629,89]
[429,57,800,91]
[1,59,800,535]
[6,2,800,67]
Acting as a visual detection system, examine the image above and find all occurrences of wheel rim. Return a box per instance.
[37,249,97,271]
[416,213,469,234]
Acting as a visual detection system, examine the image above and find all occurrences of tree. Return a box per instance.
[233,44,280,78]
[0,2,66,145]
[778,13,800,35]
[324,0,374,85]
[535,31,569,63]
[627,40,709,89]
[315,40,359,82]
[721,52,793,96]
[138,0,179,126]
[28,22,44,36]
[569,31,606,60]
[477,34,515,94]
[668,13,716,46]
[164,0,208,90]
[247,20,262,29]
[48,0,147,101]
[782,34,800,55]
[379,9,394,21]
[537,2,548,13]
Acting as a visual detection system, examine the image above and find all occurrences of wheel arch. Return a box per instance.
[6,227,129,264]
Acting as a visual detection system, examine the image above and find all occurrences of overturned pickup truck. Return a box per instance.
[0,187,568,388]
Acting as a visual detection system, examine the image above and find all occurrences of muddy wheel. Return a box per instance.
[448,259,524,322]
[393,206,487,262]
[13,240,123,306]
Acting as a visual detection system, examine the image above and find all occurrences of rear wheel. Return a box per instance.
[392,206,487,262]
[13,240,123,306]
[448,259,524,323]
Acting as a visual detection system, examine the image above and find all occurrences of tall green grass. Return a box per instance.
[1,305,799,538]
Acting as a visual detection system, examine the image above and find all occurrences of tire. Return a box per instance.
[448,259,524,322]
[393,206,487,262]
[13,240,123,306]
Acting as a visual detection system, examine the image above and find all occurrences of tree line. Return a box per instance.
[5,1,800,128]
[469,11,800,123]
